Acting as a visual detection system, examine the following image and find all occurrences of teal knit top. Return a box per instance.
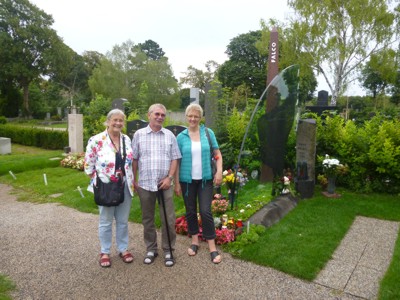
[177,125,219,183]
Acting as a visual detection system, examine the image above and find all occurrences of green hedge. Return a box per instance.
[314,113,400,194]
[0,124,68,150]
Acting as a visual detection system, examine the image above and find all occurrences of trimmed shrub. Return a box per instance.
[0,124,68,150]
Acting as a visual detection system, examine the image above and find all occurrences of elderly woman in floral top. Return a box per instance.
[84,109,134,268]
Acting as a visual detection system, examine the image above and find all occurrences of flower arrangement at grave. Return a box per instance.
[322,154,342,177]
[60,153,85,171]
[320,154,349,195]
[272,169,293,196]
[222,168,248,194]
[175,193,245,245]
[211,194,229,214]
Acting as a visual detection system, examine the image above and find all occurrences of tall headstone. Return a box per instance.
[261,27,280,182]
[266,27,279,113]
[295,119,317,198]
[204,82,221,130]
[68,113,83,153]
[190,88,199,104]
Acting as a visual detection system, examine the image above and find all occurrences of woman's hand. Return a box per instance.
[214,171,223,187]
[174,183,182,197]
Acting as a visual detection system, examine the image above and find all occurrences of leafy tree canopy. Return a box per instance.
[217,31,268,98]
[0,0,67,116]
[287,0,399,105]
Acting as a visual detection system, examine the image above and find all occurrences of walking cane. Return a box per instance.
[157,189,174,260]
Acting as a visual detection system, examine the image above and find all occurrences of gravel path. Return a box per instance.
[0,183,393,299]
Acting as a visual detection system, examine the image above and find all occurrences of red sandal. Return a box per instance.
[99,253,111,268]
[119,251,134,263]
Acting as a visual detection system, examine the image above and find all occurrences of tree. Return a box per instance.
[137,40,165,61]
[361,49,398,98]
[180,60,219,92]
[88,39,180,110]
[0,0,66,117]
[217,31,268,98]
[287,0,399,105]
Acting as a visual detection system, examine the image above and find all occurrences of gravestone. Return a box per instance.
[248,194,299,228]
[204,82,221,130]
[317,90,329,106]
[190,88,199,104]
[0,137,11,155]
[127,120,148,140]
[57,107,62,117]
[45,112,51,120]
[295,119,317,198]
[165,125,186,137]
[306,90,337,115]
[112,98,128,111]
[68,113,83,153]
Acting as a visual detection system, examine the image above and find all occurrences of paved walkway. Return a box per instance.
[0,183,398,299]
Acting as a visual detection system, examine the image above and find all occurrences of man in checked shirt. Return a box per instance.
[132,103,181,267]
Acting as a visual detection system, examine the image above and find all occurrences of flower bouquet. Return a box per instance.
[322,154,342,177]
[211,194,229,214]
[60,153,85,170]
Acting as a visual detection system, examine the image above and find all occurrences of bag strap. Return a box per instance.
[205,127,214,157]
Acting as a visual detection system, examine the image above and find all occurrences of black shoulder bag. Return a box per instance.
[94,137,126,207]
[205,128,217,177]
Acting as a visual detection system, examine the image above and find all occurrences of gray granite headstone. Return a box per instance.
[190,88,199,104]
[68,113,83,153]
[295,119,316,198]
[0,137,11,155]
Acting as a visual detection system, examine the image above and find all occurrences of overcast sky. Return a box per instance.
[29,0,363,95]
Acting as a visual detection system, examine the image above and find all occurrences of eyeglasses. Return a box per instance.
[154,112,166,118]
[187,115,200,119]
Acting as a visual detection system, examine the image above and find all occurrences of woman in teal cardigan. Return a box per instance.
[175,103,223,264]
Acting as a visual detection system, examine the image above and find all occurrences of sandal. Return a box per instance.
[210,251,221,264]
[188,244,199,256]
[99,253,111,268]
[119,251,134,263]
[143,251,158,264]
[165,253,175,267]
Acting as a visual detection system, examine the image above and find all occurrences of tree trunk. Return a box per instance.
[22,80,31,117]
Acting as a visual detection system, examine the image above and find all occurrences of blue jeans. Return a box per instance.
[98,181,132,254]
[182,179,216,240]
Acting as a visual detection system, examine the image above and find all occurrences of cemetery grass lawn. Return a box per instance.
[236,190,400,287]
[0,275,15,300]
[0,144,62,176]
[1,146,400,298]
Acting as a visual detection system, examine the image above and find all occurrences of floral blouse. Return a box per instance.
[84,130,134,196]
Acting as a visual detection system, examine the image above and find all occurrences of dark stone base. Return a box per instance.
[295,180,315,199]
[248,194,299,228]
